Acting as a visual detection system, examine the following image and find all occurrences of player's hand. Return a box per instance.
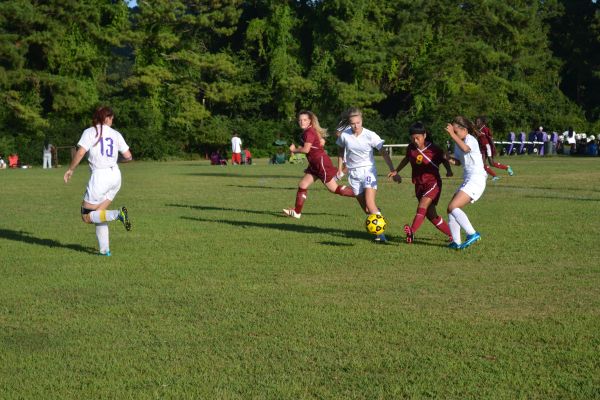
[289,143,296,153]
[336,169,345,180]
[445,123,455,136]
[392,174,402,183]
[64,169,73,183]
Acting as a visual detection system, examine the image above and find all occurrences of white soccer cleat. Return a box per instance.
[282,208,301,219]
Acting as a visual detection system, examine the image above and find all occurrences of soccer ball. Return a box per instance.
[365,213,386,235]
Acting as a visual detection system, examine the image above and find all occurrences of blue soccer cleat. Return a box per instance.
[507,166,514,176]
[448,242,461,250]
[492,176,500,182]
[118,206,131,231]
[374,234,388,244]
[99,251,111,257]
[460,232,481,249]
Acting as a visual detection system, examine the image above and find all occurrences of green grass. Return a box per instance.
[1,155,599,399]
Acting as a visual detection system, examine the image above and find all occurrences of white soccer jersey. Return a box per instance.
[78,125,129,170]
[336,127,384,169]
[453,134,487,180]
[231,136,242,153]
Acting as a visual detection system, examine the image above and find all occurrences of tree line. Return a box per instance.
[1,0,599,162]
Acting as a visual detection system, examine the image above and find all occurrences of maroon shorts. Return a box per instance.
[415,181,441,205]
[305,155,338,183]
[232,153,241,164]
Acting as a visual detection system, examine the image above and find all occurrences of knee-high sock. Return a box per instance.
[450,208,476,236]
[90,209,120,223]
[492,161,508,170]
[96,223,109,254]
[294,188,308,213]
[447,213,461,244]
[334,185,355,197]
[429,215,451,237]
[411,207,427,233]
[484,164,496,177]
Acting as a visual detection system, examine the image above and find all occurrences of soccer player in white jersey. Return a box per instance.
[336,107,397,243]
[444,115,487,250]
[64,106,133,256]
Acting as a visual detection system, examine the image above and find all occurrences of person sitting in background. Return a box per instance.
[8,153,19,168]
[271,147,286,164]
[0,154,6,169]
[243,148,252,165]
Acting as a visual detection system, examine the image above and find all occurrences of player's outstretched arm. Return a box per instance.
[64,146,87,183]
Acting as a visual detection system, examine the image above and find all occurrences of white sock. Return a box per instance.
[450,208,476,236]
[90,209,120,223]
[448,213,461,244]
[95,223,110,254]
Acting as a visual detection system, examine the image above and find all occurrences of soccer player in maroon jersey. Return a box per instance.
[283,110,355,219]
[476,116,513,181]
[388,122,454,244]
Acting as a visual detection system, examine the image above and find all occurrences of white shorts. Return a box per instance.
[348,166,378,195]
[457,175,486,203]
[83,167,122,205]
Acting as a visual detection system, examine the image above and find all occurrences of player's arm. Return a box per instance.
[64,146,88,183]
[120,149,133,163]
[445,123,471,153]
[388,154,408,182]
[289,141,312,154]
[379,147,396,176]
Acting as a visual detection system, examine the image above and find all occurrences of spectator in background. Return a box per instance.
[563,127,576,155]
[43,139,54,169]
[0,154,6,169]
[231,133,242,165]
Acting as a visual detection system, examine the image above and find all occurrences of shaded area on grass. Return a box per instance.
[0,228,96,254]
[167,203,347,218]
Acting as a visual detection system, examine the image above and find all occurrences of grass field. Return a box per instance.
[1,155,599,399]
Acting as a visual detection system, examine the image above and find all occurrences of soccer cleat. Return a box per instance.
[507,166,514,176]
[283,208,301,219]
[99,251,111,257]
[118,206,131,231]
[374,234,388,244]
[491,176,500,182]
[448,242,461,250]
[460,232,481,249]
[404,224,414,244]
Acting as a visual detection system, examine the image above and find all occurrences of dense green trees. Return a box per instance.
[0,0,597,162]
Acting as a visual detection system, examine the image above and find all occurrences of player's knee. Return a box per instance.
[81,207,94,224]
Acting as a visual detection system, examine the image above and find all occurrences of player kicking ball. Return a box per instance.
[388,122,453,244]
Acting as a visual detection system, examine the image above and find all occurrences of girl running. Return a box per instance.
[444,116,487,250]
[475,116,513,181]
[388,122,453,244]
[283,110,355,219]
[336,107,397,243]
[64,106,133,256]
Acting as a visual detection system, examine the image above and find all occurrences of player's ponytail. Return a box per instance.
[91,106,114,147]
[452,116,477,135]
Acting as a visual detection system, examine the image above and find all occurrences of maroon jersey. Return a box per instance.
[302,126,337,183]
[303,127,327,164]
[407,142,445,185]
[480,125,497,156]
[477,133,491,159]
